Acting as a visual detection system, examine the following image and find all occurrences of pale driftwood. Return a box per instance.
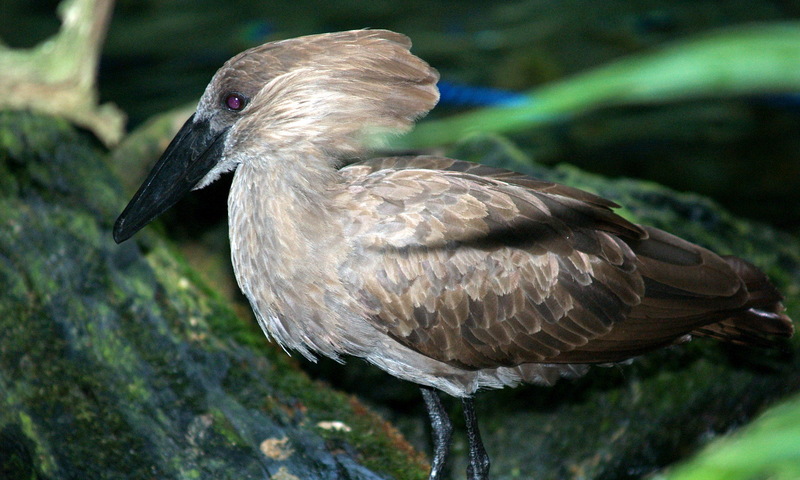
[0,0,124,146]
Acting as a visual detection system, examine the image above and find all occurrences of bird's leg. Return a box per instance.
[420,386,453,480]
[462,397,490,480]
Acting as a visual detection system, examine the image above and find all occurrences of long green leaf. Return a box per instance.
[652,393,800,480]
[394,23,800,149]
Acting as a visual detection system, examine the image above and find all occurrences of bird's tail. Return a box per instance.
[691,256,794,347]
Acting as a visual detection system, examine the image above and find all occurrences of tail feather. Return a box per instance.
[585,228,794,359]
[692,256,794,346]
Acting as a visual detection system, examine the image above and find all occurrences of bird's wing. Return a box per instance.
[338,156,653,369]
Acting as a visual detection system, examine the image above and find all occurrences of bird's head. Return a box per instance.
[113,29,439,243]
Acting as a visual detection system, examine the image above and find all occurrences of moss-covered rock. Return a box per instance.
[0,110,427,480]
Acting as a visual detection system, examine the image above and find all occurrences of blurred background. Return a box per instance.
[3,0,800,233]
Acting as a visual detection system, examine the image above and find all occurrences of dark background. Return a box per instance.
[3,0,800,233]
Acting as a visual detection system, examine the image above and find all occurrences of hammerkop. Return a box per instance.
[114,30,794,479]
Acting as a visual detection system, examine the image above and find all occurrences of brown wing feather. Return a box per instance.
[559,229,793,362]
[341,156,645,368]
[339,155,793,370]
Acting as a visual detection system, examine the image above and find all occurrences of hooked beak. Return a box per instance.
[113,114,230,243]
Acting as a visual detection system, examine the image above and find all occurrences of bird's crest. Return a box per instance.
[203,30,440,158]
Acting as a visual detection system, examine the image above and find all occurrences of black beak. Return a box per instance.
[113,114,230,243]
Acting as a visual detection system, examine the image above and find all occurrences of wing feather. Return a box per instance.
[338,155,791,371]
[339,156,647,368]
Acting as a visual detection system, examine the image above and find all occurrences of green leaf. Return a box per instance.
[396,23,800,148]
[652,393,800,480]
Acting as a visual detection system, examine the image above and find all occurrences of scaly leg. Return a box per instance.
[420,386,453,480]
[462,397,490,480]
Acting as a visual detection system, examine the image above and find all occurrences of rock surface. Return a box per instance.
[0,111,426,480]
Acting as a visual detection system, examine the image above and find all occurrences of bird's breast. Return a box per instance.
[226,166,376,360]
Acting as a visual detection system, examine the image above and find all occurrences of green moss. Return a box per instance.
[13,411,55,478]
[206,408,249,446]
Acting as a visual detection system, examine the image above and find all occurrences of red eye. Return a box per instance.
[224,93,247,111]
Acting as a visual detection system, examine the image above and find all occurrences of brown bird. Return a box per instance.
[113,30,794,480]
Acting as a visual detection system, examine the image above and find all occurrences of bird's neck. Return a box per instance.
[226,158,360,359]
[228,158,344,273]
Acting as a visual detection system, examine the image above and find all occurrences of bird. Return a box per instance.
[113,29,794,480]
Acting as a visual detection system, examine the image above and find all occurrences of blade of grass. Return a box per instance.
[651,392,800,480]
[393,22,800,149]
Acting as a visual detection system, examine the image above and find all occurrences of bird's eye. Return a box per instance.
[223,92,248,111]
